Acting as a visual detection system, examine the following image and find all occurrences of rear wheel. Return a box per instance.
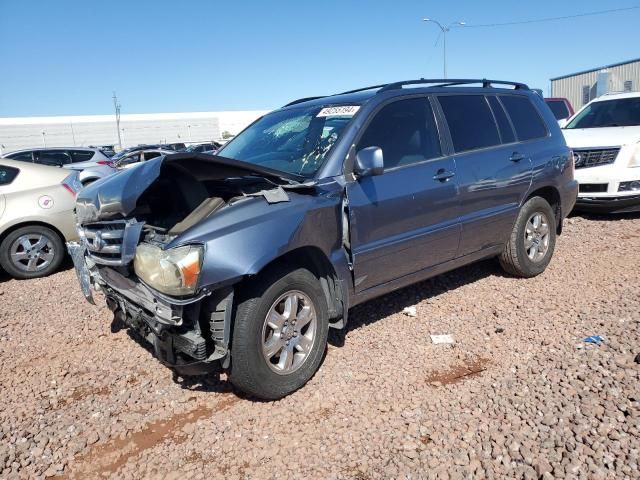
[499,196,556,278]
[0,225,65,279]
[230,267,329,399]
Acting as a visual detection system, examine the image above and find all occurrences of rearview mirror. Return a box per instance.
[355,146,384,177]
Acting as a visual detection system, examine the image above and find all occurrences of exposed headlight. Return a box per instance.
[134,244,203,296]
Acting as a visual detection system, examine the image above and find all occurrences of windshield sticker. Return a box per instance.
[317,106,360,117]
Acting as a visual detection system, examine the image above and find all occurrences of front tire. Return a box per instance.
[499,196,557,278]
[230,267,329,400]
[0,225,65,279]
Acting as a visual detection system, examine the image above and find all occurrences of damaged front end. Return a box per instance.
[68,153,310,375]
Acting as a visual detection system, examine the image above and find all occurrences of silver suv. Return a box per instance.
[3,147,117,185]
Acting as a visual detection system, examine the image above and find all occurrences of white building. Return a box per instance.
[550,58,640,111]
[0,110,269,154]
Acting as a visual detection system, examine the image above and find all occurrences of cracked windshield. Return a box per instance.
[218,105,358,177]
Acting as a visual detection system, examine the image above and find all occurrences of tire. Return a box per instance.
[0,225,65,280]
[230,267,329,400]
[499,196,557,278]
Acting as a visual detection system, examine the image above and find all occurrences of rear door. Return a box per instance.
[346,96,460,292]
[436,94,533,256]
[0,165,20,220]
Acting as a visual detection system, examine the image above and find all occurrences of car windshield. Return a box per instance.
[565,97,640,129]
[545,100,569,120]
[217,105,358,178]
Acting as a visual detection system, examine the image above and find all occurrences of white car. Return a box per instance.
[562,91,640,213]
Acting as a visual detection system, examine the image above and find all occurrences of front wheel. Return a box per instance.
[230,267,329,400]
[0,225,65,279]
[499,196,557,278]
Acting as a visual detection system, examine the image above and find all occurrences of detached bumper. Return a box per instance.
[574,194,640,214]
[67,242,233,374]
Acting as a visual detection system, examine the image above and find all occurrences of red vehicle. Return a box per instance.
[544,97,574,122]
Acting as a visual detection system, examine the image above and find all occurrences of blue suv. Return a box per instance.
[70,79,578,399]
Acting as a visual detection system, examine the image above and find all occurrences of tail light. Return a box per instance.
[62,172,83,197]
[97,160,114,167]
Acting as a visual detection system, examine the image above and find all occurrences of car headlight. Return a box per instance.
[134,243,203,296]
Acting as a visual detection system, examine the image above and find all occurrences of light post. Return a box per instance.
[187,124,192,142]
[422,18,466,78]
[41,131,46,148]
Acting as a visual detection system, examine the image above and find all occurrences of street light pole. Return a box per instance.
[113,91,123,150]
[422,18,466,78]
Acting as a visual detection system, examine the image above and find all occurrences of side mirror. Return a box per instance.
[355,146,384,177]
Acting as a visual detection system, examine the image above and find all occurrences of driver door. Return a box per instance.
[346,96,461,292]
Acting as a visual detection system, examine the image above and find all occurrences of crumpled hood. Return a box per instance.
[75,153,301,224]
[562,126,640,148]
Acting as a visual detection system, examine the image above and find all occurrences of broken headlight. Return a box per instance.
[134,244,203,296]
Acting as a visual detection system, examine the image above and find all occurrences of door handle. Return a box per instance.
[433,169,455,182]
[510,152,525,162]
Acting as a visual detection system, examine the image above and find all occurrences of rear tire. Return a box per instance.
[499,197,556,278]
[230,267,329,400]
[0,225,65,279]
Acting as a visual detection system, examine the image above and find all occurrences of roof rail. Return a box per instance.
[379,78,529,92]
[282,96,326,107]
[335,84,389,95]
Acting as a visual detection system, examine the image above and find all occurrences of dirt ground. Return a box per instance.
[0,213,638,479]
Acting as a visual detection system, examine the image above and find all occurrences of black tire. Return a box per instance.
[0,225,65,280]
[499,197,557,278]
[230,267,329,400]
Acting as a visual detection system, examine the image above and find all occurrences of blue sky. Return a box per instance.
[0,0,638,117]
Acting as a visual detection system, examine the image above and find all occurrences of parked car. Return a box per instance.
[3,147,117,186]
[161,142,186,151]
[184,142,223,154]
[68,79,577,399]
[545,97,574,123]
[89,145,117,158]
[0,159,82,279]
[110,145,164,162]
[113,149,174,169]
[562,91,640,213]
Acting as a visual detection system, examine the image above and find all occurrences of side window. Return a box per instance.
[488,96,515,144]
[35,151,71,166]
[0,165,19,186]
[438,95,500,152]
[356,97,441,169]
[69,150,96,163]
[6,151,33,162]
[500,95,547,141]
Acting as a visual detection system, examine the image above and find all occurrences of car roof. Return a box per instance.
[592,91,640,102]
[281,82,533,111]
[6,146,98,154]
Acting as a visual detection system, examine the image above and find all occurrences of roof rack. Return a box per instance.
[335,84,389,95]
[379,78,529,92]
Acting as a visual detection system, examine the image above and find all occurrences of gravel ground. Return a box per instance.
[0,214,639,480]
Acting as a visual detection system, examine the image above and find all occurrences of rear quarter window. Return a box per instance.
[70,150,96,163]
[438,95,501,153]
[501,96,548,141]
[0,165,19,185]
[545,100,570,120]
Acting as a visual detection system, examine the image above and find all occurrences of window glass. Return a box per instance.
[117,152,141,166]
[0,165,19,185]
[36,151,71,166]
[488,96,515,144]
[501,96,547,140]
[438,95,500,152]
[69,150,96,163]
[6,151,33,162]
[356,97,441,169]
[565,97,640,129]
[545,100,570,120]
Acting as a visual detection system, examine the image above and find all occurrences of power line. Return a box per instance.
[463,6,640,28]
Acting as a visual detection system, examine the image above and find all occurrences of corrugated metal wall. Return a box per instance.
[551,60,640,112]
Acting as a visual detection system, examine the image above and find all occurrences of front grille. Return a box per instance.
[81,219,144,266]
[579,183,608,193]
[573,148,619,169]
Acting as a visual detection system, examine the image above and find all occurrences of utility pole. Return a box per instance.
[423,18,466,78]
[113,91,123,150]
[41,131,47,148]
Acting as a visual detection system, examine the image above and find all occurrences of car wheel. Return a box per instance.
[499,196,557,278]
[0,226,65,279]
[230,267,329,400]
